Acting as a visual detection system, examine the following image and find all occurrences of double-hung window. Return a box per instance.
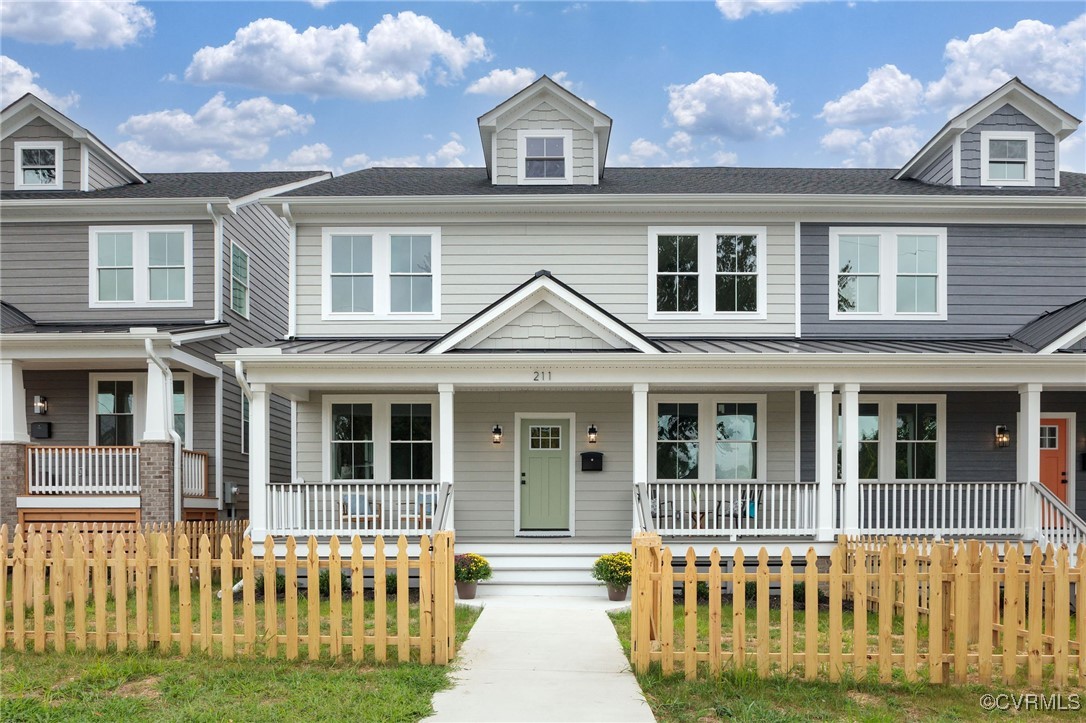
[649,227,767,318]
[14,141,63,190]
[323,228,440,319]
[94,378,135,446]
[833,395,944,483]
[89,226,193,307]
[390,404,433,481]
[231,243,250,317]
[517,130,573,184]
[656,403,699,480]
[715,403,758,480]
[980,131,1034,186]
[331,404,374,480]
[652,396,767,484]
[829,227,946,320]
[324,396,438,484]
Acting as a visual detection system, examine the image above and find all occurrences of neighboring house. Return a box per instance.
[222,76,1086,588]
[0,94,329,527]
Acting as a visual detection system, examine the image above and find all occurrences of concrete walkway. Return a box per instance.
[425,595,655,723]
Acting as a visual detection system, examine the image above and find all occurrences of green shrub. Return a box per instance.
[385,571,398,594]
[591,552,633,587]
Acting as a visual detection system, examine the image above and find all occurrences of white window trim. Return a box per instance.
[172,371,194,449]
[321,395,440,484]
[647,226,768,320]
[516,129,573,185]
[88,225,194,308]
[980,130,1035,187]
[832,394,946,483]
[14,140,64,190]
[88,373,145,446]
[828,226,948,321]
[647,394,767,485]
[230,241,250,319]
[320,227,441,321]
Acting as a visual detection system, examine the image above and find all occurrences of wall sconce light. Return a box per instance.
[995,425,1010,448]
[587,424,599,444]
[491,424,503,445]
[32,396,47,415]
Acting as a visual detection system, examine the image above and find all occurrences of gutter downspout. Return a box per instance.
[145,339,183,522]
[208,202,225,324]
[283,203,297,339]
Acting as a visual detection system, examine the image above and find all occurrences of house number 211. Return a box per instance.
[532,371,552,382]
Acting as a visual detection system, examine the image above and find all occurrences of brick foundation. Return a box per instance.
[0,443,26,529]
[139,441,176,524]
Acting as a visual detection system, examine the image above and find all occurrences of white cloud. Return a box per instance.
[261,143,333,171]
[113,144,231,172]
[616,138,666,166]
[342,134,468,172]
[820,125,922,168]
[563,3,588,13]
[667,72,790,139]
[0,55,78,110]
[820,64,923,126]
[466,67,536,96]
[185,13,490,100]
[117,93,313,168]
[667,131,694,155]
[308,0,335,7]
[0,0,153,49]
[926,15,1086,113]
[715,0,803,21]
[712,150,739,165]
[1060,134,1084,174]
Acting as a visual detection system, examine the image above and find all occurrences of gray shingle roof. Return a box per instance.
[0,301,34,332]
[278,167,1086,198]
[0,171,327,201]
[1011,298,1086,351]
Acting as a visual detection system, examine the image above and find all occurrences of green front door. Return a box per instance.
[519,418,570,531]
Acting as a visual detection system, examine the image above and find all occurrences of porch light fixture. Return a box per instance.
[995,425,1010,448]
[491,424,503,445]
[587,424,599,444]
[32,396,47,415]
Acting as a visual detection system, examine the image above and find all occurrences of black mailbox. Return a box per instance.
[580,451,603,472]
[30,422,52,439]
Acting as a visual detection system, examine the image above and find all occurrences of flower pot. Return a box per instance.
[456,581,478,599]
[606,583,628,601]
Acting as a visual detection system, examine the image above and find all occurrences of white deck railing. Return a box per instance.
[267,481,441,536]
[181,449,210,497]
[1030,481,1086,557]
[647,481,818,537]
[857,480,1025,537]
[26,446,141,495]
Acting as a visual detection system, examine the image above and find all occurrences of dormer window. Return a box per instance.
[980,131,1034,186]
[517,130,572,184]
[14,140,63,190]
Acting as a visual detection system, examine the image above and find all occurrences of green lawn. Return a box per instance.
[1,604,481,723]
[610,608,1084,722]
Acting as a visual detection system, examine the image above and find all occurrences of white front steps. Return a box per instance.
[463,542,623,598]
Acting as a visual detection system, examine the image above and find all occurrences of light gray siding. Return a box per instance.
[86,150,129,191]
[296,220,797,337]
[1,117,80,191]
[960,104,1055,187]
[471,301,615,350]
[0,220,216,323]
[917,146,954,185]
[801,223,1086,338]
[494,98,595,185]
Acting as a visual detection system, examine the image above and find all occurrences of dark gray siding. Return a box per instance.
[801,223,1086,338]
[1,118,80,191]
[0,220,216,323]
[960,104,1055,187]
[917,146,954,185]
[22,370,93,445]
[86,151,129,191]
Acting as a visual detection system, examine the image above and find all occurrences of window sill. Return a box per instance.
[89,300,194,309]
[828,312,947,322]
[320,312,441,322]
[647,311,768,321]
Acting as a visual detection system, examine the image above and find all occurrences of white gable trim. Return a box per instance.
[427,275,660,355]
[1037,320,1086,355]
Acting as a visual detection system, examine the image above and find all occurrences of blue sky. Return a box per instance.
[2,1,1083,175]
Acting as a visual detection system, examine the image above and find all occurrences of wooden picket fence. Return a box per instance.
[0,526,457,665]
[630,533,1086,687]
[9,520,248,559]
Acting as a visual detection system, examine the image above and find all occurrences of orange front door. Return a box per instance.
[1039,418,1069,503]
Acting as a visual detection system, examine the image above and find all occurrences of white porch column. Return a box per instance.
[248,383,270,537]
[814,383,836,541]
[142,359,170,442]
[632,383,649,531]
[1018,383,1042,539]
[841,383,860,536]
[438,383,455,530]
[0,360,30,443]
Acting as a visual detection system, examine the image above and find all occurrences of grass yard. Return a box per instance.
[1,603,480,723]
[610,607,1084,722]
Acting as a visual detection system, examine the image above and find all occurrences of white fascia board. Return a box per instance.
[1038,320,1086,355]
[162,347,223,378]
[169,326,231,344]
[0,331,173,361]
[228,173,332,211]
[0,198,232,223]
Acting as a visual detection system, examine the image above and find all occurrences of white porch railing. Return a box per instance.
[856,480,1025,537]
[1030,481,1086,556]
[267,481,441,536]
[181,449,210,497]
[647,481,818,537]
[26,446,141,495]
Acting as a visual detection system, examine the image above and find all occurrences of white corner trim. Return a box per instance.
[80,142,89,192]
[952,136,962,186]
[794,220,802,338]
[427,275,659,354]
[14,140,64,191]
[516,129,574,185]
[1037,319,1086,355]
[980,130,1036,187]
